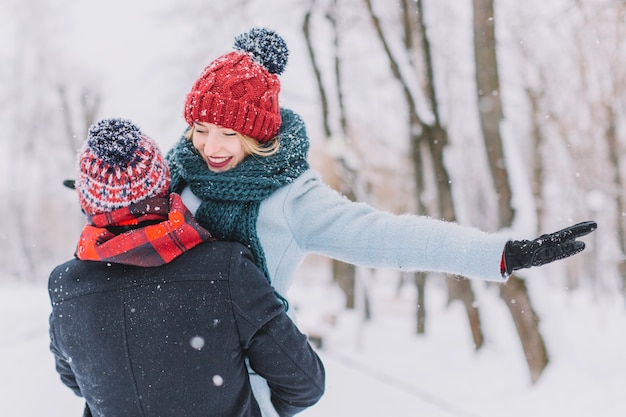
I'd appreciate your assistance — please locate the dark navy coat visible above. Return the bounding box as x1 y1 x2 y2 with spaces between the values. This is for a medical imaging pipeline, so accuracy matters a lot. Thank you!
49 241 324 417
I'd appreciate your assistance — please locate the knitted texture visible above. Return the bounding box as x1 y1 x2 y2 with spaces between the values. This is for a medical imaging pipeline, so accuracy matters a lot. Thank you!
75 194 213 267
77 118 170 215
184 28 289 142
167 108 309 282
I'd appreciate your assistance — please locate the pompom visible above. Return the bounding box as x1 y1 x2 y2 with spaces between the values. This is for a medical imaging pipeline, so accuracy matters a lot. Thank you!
87 118 143 165
233 27 289 75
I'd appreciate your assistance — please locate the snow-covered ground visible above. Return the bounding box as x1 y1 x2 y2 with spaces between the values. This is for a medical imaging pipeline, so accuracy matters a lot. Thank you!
2 257 625 416
0 255 626 417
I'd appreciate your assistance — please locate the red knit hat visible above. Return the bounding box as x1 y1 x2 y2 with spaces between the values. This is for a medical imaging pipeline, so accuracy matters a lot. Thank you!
76 118 171 215
184 28 289 143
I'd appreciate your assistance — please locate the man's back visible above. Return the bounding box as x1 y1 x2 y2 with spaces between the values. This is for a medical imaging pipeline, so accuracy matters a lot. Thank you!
49 241 324 417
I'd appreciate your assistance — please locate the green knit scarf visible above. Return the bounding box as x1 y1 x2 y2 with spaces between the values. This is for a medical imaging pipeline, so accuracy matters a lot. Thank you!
166 108 310 287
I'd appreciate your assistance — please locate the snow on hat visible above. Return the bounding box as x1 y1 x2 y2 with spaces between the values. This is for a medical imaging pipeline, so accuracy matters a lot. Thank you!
184 27 289 143
76 118 170 215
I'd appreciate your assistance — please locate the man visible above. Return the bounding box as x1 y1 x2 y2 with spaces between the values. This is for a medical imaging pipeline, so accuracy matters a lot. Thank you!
49 118 324 417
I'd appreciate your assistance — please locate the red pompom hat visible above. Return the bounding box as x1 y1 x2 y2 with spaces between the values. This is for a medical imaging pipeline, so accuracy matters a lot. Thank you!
184 28 289 143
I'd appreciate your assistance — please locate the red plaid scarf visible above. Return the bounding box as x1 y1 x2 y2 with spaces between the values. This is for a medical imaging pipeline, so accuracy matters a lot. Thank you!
76 193 214 267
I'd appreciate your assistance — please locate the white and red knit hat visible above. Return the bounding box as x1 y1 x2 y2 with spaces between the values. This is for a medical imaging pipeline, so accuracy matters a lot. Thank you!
184 28 289 143
76 118 170 215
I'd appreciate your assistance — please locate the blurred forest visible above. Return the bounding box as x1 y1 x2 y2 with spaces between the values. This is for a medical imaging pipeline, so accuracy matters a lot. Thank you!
1 0 624 382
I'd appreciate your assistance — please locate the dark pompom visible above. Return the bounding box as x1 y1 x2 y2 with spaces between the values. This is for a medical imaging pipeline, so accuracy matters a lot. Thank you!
233 27 289 75
87 118 143 165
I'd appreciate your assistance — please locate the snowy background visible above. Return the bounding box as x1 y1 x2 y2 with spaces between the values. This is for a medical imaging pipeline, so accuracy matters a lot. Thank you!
1 0 625 415
3 260 626 416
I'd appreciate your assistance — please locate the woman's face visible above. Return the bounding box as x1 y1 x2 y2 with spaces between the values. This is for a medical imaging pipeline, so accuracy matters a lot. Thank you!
191 122 247 172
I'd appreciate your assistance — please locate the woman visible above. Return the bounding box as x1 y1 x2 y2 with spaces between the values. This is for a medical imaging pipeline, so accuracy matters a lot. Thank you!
166 27 594 416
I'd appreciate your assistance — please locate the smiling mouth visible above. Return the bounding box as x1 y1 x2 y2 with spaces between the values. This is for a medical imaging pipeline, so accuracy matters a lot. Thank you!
207 156 233 169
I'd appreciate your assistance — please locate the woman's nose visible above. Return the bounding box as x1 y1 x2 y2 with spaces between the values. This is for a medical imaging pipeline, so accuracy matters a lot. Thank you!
202 132 219 154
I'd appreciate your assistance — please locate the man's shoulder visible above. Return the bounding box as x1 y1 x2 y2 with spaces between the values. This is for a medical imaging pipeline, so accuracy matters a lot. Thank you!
48 241 256 303
163 240 259 282
180 240 253 266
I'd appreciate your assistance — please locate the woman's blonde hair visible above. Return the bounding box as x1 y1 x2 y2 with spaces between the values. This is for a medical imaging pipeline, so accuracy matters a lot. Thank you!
185 125 280 157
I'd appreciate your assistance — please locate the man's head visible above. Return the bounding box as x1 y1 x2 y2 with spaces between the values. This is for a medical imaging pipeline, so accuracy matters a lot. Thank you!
76 118 170 215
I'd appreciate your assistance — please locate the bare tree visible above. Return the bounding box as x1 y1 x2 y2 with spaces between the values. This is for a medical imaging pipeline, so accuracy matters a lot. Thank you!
363 0 485 347
303 0 367 314
0 0 105 283
575 2 626 300
473 0 549 382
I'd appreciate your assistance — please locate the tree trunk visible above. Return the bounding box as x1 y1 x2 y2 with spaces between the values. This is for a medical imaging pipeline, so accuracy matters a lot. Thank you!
499 276 549 383
473 0 548 382
399 0 430 334
303 0 360 310
604 106 626 299
525 87 546 229
303 5 331 138
414 272 426 334
333 259 356 309
414 0 484 348
472 0 514 227
366 0 484 346
422 123 484 349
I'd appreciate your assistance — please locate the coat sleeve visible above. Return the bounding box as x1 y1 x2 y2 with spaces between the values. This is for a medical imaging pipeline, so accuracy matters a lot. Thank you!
49 318 83 397
228 246 325 416
281 169 510 282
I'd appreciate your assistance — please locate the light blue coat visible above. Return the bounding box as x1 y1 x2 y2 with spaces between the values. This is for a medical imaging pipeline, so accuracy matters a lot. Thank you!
182 167 508 295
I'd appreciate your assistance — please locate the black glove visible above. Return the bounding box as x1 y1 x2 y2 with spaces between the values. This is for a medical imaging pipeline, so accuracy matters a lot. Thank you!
501 221 597 278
